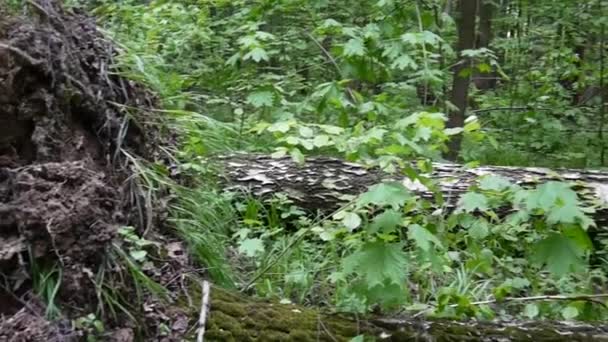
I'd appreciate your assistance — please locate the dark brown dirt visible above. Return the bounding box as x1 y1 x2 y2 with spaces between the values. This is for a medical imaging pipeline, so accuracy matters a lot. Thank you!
0 1 175 340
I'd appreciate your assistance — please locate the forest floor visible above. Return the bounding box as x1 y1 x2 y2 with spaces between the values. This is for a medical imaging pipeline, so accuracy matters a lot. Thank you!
1 2 608 342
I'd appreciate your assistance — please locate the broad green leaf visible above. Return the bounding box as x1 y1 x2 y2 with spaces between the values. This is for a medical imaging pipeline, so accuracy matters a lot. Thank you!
532 233 587 276
414 126 432 141
247 91 275 108
343 38 366 57
369 209 402 234
319 125 345 135
468 219 489 240
343 212 362 231
357 182 412 209
457 192 489 213
526 182 577 211
401 32 420 45
313 135 332 147
524 303 539 319
238 35 258 48
408 224 442 251
342 242 407 288
238 238 264 257
561 306 579 320
526 182 589 226
420 30 442 45
243 47 269 62
391 55 417 70
271 147 288 158
299 126 314 138
267 121 291 133
130 250 147 261
479 175 512 192
290 147 305 164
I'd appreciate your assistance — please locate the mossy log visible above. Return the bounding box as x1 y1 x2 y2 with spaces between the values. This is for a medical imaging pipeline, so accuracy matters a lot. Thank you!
205 286 608 341
218 154 608 225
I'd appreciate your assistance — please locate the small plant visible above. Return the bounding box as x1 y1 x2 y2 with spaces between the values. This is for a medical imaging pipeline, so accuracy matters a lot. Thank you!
118 226 154 263
29 250 62 319
74 313 105 342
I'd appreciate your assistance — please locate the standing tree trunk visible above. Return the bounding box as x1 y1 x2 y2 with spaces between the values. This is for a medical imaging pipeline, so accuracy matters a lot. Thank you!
446 0 478 160
474 0 496 90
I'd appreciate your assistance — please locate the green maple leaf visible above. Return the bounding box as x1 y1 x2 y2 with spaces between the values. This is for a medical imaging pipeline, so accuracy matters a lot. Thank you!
342 242 407 288
400 32 420 45
391 54 417 70
420 30 442 45
532 233 587 276
526 182 590 226
457 192 489 213
243 47 269 62
357 182 412 209
247 91 274 108
343 38 366 57
408 224 442 251
238 238 265 257
368 209 403 234
526 182 571 210
479 175 512 192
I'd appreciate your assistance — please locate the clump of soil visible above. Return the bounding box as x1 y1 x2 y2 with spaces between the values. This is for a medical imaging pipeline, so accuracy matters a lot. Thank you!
0 1 174 340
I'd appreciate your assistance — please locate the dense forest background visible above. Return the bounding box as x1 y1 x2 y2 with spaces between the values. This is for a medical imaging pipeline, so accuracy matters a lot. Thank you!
1 0 608 340
87 0 608 168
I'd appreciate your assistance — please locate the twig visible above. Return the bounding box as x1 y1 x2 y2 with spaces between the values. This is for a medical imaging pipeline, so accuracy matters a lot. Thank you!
25 0 50 18
469 294 608 308
317 314 338 342
0 274 43 319
196 280 211 342
413 293 608 318
305 32 357 102
470 106 552 115
45 218 65 267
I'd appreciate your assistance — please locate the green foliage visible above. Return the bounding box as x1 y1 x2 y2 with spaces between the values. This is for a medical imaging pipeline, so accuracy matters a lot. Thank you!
90 0 608 326
29 253 62 319
74 314 105 342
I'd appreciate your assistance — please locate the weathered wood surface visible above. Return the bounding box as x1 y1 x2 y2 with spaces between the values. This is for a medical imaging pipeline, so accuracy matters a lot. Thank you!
218 154 608 224
206 286 608 341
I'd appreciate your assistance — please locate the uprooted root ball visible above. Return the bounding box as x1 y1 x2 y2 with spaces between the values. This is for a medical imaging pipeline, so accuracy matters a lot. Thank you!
0 1 170 340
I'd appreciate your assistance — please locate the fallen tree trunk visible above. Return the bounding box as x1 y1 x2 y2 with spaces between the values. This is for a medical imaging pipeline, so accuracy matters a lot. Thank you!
205 286 608 341
219 154 608 225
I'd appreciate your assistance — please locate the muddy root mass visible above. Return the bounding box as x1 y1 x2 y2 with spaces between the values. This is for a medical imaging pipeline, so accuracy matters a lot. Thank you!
0 1 160 340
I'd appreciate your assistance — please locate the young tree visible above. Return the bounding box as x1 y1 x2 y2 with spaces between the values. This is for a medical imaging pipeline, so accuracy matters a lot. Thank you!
474 0 496 90
447 0 478 160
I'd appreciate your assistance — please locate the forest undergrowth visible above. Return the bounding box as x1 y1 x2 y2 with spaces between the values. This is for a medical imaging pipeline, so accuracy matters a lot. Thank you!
2 0 608 340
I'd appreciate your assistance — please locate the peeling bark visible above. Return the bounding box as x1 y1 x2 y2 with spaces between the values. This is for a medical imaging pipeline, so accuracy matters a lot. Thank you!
218 154 608 225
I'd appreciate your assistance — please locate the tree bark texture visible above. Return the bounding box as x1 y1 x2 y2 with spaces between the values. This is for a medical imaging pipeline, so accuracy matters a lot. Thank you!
205 286 608 341
473 0 497 90
447 0 478 160
218 154 608 226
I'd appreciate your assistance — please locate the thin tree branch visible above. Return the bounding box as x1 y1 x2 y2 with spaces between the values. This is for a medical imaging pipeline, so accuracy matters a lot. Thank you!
196 280 211 342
